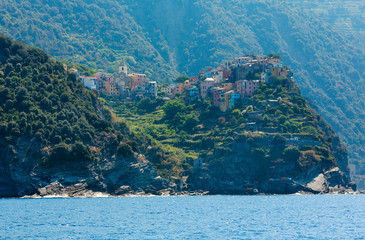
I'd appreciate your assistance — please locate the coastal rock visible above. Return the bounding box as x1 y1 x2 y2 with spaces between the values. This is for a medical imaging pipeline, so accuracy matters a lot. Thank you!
306 167 356 194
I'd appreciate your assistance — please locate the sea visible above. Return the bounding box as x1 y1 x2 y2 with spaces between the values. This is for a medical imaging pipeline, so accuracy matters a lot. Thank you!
0 195 364 239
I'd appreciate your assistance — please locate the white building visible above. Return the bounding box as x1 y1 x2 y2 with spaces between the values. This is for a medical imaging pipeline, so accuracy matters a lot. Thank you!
81 76 97 90
160 85 172 96
213 71 223 83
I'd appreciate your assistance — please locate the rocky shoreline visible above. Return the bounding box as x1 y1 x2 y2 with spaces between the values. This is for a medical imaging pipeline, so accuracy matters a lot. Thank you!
15 169 359 199
21 190 361 199
1 155 358 198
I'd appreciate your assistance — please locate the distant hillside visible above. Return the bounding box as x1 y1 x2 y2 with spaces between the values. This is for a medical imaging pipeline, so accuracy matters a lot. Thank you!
0 0 364 167
290 0 365 49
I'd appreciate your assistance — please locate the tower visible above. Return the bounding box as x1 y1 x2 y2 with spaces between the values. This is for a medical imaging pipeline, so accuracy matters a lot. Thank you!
119 60 128 75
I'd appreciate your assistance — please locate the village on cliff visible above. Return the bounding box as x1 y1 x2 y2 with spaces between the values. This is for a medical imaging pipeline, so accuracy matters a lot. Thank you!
70 54 293 112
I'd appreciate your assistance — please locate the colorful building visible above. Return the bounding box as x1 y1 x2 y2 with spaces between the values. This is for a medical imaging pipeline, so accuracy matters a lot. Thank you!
81 76 97 90
102 81 119 96
236 80 262 98
230 91 240 108
271 67 289 78
213 87 226 107
128 73 147 91
221 82 233 91
145 81 158 99
200 78 215 98
219 90 234 112
160 85 172 97
185 86 200 104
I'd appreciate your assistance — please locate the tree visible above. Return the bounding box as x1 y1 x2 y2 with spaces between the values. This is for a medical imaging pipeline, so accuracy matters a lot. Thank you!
49 143 70 164
70 142 93 162
0 88 9 104
60 93 69 103
117 143 134 157
267 53 281 59
40 97 52 111
162 100 187 120
16 87 28 102
183 114 199 132
175 75 189 83
283 146 301 162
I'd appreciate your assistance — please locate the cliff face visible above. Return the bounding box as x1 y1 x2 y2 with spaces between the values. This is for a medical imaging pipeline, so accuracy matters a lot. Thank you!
0 135 177 198
188 137 355 195
185 89 356 194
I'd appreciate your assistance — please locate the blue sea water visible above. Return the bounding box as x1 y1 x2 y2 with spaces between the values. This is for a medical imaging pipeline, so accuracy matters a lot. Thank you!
0 195 364 239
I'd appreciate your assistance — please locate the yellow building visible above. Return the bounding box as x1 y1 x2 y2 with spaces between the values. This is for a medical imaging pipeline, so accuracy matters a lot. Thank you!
219 90 234 112
271 67 288 78
221 82 233 91
184 79 191 89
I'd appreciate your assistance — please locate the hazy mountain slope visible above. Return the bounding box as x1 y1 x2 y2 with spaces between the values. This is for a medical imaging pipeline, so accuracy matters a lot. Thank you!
0 0 364 165
0 0 179 80
290 0 365 50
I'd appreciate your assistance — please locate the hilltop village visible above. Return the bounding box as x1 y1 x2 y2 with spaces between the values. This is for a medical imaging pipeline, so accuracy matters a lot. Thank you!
74 54 293 112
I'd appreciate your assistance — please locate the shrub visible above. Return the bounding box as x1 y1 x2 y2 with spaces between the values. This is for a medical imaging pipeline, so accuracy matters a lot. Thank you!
298 150 321 168
49 143 70 164
272 134 286 147
162 99 187 120
283 146 301 162
116 143 134 157
70 142 93 162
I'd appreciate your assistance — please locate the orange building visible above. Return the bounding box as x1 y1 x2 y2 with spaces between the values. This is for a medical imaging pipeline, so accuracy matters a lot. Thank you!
271 67 289 78
102 81 119 96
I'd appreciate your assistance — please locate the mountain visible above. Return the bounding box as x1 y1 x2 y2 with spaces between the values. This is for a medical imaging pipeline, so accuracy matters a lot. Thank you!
0 34 357 196
0 0 363 171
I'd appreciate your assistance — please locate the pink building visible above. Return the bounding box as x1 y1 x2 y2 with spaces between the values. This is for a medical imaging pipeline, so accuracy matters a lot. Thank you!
200 78 215 98
236 80 262 98
213 87 226 106
128 73 147 91
268 57 280 64
223 70 231 79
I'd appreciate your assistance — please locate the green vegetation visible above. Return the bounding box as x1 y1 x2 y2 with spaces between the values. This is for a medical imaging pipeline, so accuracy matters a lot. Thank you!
106 75 347 180
0 33 151 170
0 0 363 167
0 32 351 188
175 75 190 83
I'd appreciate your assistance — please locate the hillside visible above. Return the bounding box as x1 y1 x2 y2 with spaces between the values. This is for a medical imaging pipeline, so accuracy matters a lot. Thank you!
0 35 357 196
105 58 356 194
0 34 178 197
0 0 363 169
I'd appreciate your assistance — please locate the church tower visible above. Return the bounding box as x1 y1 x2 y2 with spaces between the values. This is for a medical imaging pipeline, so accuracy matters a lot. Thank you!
119 60 128 75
